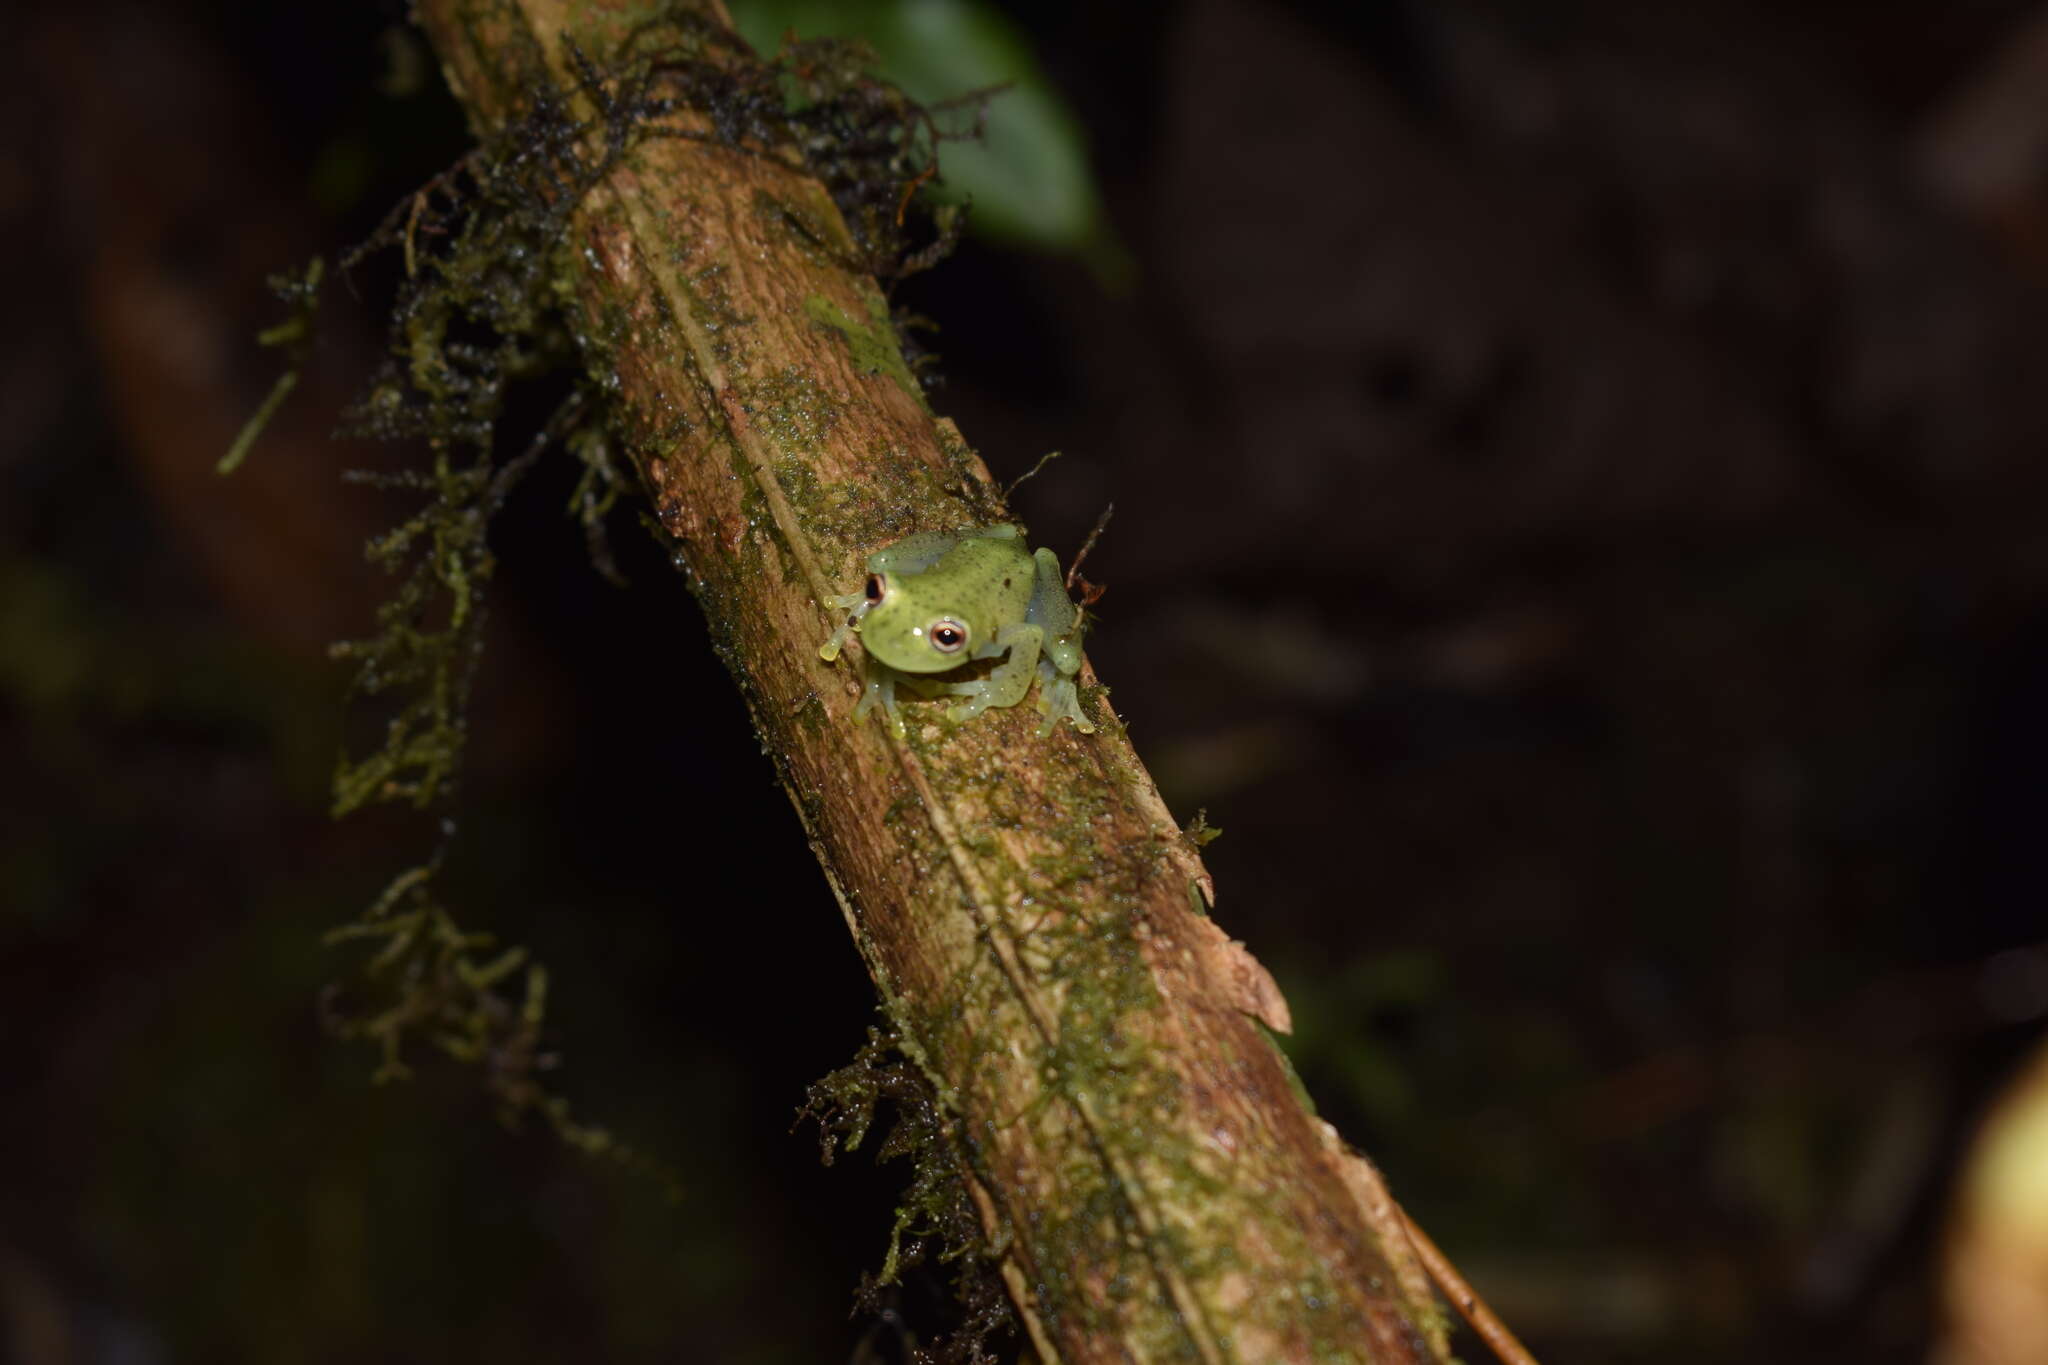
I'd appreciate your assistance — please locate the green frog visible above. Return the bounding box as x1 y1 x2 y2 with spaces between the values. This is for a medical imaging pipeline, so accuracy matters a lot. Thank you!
819 524 1096 738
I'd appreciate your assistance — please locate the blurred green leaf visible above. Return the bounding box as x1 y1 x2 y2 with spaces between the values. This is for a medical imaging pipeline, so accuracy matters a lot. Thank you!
1278 950 1448 1127
731 0 1118 265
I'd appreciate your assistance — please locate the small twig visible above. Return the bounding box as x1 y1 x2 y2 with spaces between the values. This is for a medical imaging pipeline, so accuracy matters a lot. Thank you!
1066 501 1114 594
404 189 427 279
341 152 477 280
894 161 937 227
1397 1204 1541 1365
219 257 325 474
218 370 299 475
926 81 1014 120
489 387 588 508
1004 448 1061 498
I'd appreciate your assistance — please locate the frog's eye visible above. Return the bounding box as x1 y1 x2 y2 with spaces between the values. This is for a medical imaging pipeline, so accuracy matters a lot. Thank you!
928 619 968 653
864 573 885 604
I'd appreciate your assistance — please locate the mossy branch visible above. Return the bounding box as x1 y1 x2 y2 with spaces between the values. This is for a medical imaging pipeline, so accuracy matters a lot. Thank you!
407 1 1455 1359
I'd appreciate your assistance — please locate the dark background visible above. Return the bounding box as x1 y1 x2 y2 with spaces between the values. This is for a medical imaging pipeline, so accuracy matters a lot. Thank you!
5 0 2048 1360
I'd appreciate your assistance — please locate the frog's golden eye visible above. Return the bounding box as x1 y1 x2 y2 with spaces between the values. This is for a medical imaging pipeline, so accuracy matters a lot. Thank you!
864 573 885 603
929 619 968 653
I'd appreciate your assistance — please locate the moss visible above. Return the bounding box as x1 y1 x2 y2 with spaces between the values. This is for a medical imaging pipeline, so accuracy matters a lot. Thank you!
760 367 931 559
227 0 967 1185
1181 807 1223 852
564 420 629 585
885 737 1223 1349
855 707 1415 1354
756 366 847 453
319 853 681 1198
934 420 1006 524
804 289 928 410
800 1025 1020 1364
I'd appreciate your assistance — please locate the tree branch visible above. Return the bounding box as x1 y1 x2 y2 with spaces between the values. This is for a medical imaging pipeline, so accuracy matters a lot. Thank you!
410 1 1452 1358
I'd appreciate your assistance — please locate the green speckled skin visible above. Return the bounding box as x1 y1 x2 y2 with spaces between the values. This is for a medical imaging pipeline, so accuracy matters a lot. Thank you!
819 525 1095 737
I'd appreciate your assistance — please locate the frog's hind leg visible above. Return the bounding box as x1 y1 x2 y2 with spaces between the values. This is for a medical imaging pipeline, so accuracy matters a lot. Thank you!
1026 548 1084 659
866 531 961 576
945 623 1042 725
1022 547 1093 734
1033 658 1096 736
867 524 1022 577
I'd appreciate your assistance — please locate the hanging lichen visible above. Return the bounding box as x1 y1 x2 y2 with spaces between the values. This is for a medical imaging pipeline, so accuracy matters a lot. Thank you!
800 1024 1020 1363
226 0 999 1311
324 8 972 827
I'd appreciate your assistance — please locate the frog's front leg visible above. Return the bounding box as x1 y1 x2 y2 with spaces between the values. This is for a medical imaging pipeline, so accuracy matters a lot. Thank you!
849 661 897 731
817 590 871 662
851 660 949 737
945 622 1043 725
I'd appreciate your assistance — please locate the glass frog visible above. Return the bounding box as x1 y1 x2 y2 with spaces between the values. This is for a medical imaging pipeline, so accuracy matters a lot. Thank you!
818 524 1097 738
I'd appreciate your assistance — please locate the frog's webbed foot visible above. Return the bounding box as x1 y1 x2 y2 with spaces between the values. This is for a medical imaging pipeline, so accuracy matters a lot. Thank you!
1034 658 1097 736
942 675 991 726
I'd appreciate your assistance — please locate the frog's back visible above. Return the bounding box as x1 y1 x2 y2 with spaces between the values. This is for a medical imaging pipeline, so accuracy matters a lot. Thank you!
936 535 1035 634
